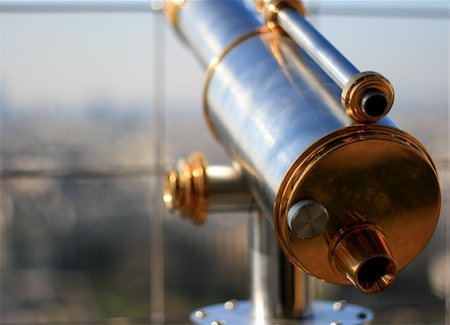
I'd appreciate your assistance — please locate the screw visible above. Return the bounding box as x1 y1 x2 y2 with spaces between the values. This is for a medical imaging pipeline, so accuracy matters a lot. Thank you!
330 322 342 325
211 321 225 325
224 300 237 310
287 199 329 239
194 310 207 318
333 300 348 311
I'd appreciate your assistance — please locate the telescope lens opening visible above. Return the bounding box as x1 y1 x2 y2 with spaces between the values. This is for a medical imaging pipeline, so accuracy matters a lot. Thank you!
360 89 388 118
357 256 396 293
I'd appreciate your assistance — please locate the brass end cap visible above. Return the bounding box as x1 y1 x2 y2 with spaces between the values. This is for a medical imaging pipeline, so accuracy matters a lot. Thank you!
163 152 208 225
328 217 397 294
274 125 441 292
257 0 306 30
341 71 394 123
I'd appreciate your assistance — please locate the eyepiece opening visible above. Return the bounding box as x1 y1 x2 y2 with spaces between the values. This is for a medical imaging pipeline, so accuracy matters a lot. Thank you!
356 255 397 293
360 89 388 118
328 221 398 294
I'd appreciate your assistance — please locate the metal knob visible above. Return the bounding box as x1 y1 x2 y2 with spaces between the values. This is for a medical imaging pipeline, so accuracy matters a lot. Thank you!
287 199 329 239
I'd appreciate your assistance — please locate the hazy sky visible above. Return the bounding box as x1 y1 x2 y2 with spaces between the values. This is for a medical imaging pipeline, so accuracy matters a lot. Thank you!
0 5 448 156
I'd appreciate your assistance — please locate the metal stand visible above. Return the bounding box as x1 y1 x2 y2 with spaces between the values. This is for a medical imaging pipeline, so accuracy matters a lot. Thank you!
190 211 374 325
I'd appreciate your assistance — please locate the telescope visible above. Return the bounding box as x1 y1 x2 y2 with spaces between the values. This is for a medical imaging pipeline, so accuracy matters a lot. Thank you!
162 0 441 324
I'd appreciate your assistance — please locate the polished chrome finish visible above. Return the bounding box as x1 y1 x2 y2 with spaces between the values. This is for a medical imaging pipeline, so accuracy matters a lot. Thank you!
277 6 358 89
166 0 261 67
166 0 440 295
250 211 313 320
190 300 373 325
276 7 394 122
163 153 252 224
207 164 252 213
287 199 329 239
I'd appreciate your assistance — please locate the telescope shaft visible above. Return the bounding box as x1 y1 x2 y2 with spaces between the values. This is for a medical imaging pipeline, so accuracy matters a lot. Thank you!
277 6 359 89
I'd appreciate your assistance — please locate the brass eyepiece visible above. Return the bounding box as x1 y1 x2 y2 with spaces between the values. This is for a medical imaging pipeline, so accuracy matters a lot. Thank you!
327 215 397 294
341 71 394 123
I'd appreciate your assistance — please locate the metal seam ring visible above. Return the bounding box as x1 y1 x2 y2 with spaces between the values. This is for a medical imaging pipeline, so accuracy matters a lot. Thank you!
202 27 270 141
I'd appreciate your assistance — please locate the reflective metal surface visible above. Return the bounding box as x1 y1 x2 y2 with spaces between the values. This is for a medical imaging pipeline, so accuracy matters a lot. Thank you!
164 153 252 223
287 199 329 240
276 7 394 122
167 0 261 67
165 0 441 294
277 6 358 89
250 211 313 321
274 125 440 286
325 212 397 294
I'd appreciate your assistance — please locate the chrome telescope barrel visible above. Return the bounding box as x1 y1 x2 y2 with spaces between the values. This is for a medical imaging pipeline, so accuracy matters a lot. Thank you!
163 0 441 294
242 0 395 123
165 0 261 67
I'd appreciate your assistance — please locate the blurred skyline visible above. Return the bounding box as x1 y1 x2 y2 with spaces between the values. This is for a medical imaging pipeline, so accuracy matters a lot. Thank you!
1 9 448 158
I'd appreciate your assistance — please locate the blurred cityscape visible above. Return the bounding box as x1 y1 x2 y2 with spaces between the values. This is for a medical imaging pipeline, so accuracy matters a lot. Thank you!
1 6 449 325
1 88 448 325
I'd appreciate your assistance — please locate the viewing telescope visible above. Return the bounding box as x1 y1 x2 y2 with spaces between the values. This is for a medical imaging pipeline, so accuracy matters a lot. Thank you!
162 0 441 323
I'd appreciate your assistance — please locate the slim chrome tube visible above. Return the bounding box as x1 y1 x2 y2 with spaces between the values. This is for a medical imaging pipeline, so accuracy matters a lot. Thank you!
274 5 394 122
207 165 252 213
277 6 358 89
250 211 312 321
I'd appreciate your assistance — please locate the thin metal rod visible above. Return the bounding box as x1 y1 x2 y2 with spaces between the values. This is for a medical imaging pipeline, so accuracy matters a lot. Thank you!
278 6 359 89
249 211 312 322
150 13 165 323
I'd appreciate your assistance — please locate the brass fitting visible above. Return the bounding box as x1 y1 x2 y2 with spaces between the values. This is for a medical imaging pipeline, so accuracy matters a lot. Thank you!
163 152 208 225
163 0 186 30
326 212 397 294
341 71 395 123
255 0 306 30
163 153 252 225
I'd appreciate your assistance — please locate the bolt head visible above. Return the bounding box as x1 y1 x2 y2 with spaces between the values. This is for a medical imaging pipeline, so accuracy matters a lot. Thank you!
224 300 237 310
287 199 329 239
333 300 348 311
194 310 207 318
